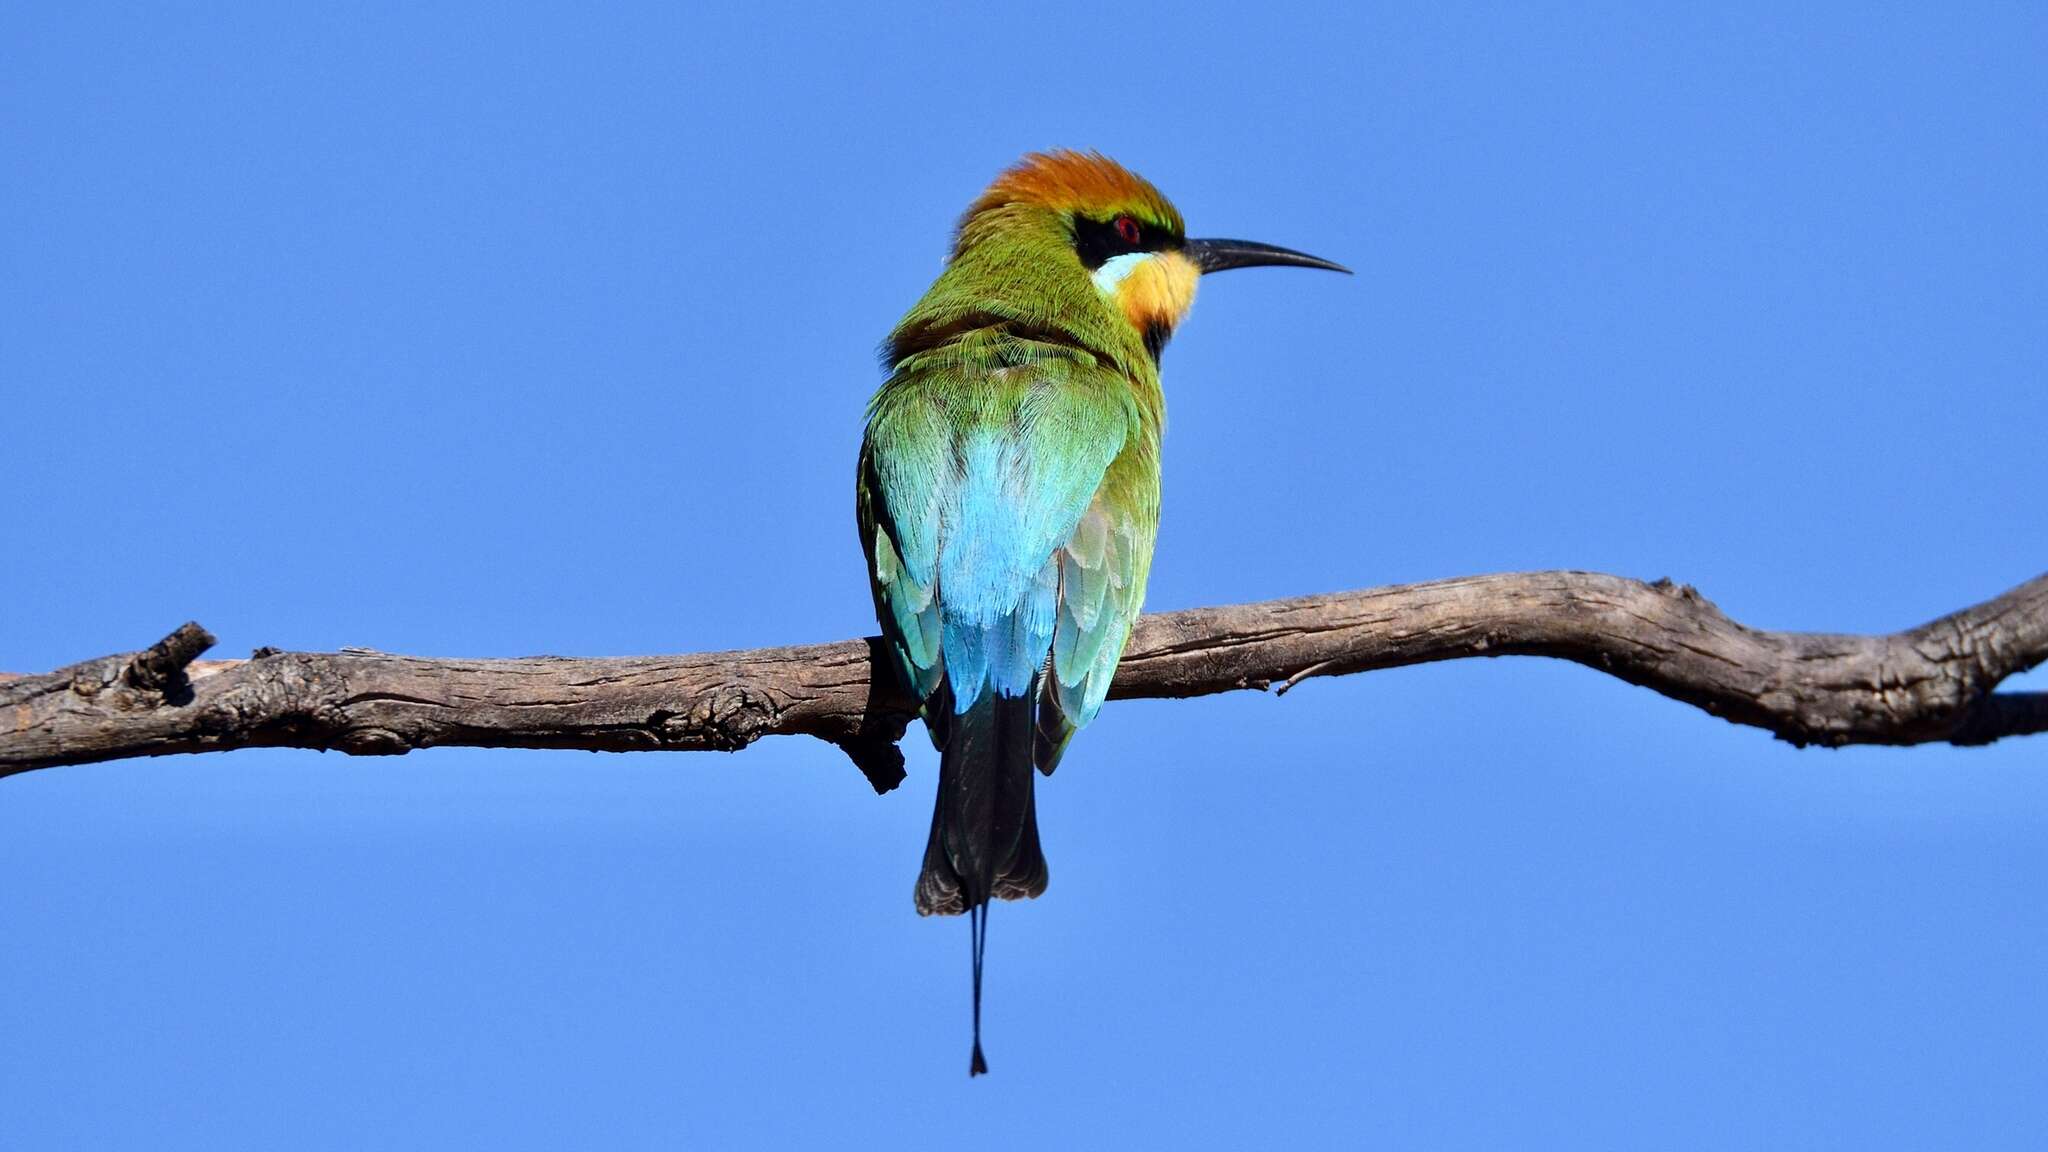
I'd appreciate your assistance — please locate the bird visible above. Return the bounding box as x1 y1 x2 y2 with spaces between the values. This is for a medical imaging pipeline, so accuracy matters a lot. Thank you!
856 150 1347 1074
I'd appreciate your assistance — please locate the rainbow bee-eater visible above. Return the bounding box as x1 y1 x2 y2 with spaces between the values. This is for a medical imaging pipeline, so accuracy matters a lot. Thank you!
857 150 1346 1074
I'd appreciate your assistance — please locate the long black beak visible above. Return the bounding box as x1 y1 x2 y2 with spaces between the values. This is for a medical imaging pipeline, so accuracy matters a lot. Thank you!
1184 237 1351 275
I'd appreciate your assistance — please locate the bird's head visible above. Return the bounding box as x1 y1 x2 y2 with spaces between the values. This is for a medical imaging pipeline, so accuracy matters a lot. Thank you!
888 150 1347 370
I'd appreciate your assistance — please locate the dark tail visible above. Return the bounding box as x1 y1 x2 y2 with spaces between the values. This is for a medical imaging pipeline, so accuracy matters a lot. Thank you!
914 690 1048 1076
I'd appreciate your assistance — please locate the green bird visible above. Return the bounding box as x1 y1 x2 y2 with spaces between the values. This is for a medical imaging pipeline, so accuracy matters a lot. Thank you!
856 150 1346 1074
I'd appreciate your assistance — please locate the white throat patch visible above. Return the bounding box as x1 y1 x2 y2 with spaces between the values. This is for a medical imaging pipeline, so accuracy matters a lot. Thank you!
1090 251 1153 297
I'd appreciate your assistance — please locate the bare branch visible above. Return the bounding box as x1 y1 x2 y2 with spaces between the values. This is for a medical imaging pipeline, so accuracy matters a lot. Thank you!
5 570 2043 792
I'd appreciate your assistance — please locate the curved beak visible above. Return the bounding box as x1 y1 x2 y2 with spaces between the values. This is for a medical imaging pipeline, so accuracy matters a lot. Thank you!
1184 237 1351 275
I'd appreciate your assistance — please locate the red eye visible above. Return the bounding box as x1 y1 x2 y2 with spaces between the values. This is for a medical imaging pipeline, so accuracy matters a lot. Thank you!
1114 215 1142 245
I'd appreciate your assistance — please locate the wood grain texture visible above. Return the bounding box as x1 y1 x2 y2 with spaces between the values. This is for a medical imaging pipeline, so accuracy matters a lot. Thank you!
5 570 2043 793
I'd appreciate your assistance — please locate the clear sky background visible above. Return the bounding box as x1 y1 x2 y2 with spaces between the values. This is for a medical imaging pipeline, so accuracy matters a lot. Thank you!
5 3 2046 1148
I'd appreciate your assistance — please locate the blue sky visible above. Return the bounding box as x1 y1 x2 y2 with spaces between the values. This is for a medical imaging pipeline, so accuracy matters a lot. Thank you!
4 2 2045 1147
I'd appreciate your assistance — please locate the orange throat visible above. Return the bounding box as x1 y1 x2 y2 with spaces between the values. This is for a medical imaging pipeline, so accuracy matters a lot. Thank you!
1109 251 1200 356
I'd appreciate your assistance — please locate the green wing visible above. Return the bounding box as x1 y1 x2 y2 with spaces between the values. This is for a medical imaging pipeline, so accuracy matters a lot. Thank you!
1035 457 1157 773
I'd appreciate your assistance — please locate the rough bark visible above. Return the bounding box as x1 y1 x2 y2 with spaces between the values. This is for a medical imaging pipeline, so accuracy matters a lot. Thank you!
4 570 2043 794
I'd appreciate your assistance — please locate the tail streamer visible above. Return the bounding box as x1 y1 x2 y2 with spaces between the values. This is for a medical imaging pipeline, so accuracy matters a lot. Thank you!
969 902 990 1076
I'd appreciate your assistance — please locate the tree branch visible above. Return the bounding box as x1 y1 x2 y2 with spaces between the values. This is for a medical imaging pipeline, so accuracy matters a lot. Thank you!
5 570 2043 792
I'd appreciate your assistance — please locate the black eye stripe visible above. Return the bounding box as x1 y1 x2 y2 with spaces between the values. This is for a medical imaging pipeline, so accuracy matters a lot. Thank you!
1072 214 1177 270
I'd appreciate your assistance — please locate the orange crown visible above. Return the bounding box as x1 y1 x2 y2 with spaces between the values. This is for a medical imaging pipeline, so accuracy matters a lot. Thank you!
956 150 1184 249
